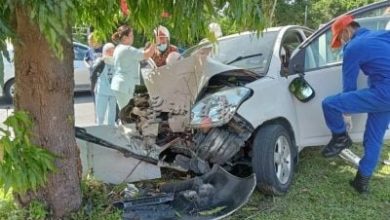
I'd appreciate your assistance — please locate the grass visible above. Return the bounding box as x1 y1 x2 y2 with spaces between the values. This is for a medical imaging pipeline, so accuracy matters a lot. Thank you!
1 143 390 219
230 142 390 220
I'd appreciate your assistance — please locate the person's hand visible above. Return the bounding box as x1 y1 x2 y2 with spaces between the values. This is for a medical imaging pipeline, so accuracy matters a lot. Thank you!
144 43 157 59
343 114 352 132
149 43 156 51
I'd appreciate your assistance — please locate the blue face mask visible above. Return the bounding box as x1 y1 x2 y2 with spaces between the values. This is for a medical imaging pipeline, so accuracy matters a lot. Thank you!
157 43 168 52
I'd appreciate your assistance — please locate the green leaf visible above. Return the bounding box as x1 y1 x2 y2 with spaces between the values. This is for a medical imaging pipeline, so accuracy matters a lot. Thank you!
0 111 57 194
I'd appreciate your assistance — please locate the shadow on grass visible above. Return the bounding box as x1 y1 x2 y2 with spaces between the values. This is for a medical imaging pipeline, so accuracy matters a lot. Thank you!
231 143 390 220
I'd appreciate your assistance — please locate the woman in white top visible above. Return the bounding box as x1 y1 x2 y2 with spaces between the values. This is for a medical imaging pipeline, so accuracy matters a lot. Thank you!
111 25 155 110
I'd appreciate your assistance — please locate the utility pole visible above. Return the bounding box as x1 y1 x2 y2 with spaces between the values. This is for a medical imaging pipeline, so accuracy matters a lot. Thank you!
304 0 308 26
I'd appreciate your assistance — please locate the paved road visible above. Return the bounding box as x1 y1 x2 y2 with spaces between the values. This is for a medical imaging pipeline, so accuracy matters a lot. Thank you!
0 92 96 127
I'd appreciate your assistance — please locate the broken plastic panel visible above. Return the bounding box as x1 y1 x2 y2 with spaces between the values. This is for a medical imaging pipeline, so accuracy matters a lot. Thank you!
117 165 256 220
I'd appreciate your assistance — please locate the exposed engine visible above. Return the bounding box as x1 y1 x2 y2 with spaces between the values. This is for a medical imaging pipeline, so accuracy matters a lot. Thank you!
119 69 256 174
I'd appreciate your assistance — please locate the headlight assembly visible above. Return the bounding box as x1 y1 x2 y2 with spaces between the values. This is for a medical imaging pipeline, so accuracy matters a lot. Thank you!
190 87 252 128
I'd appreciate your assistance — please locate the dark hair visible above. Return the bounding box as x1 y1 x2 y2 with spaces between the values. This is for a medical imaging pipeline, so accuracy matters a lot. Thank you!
350 21 360 29
112 25 132 43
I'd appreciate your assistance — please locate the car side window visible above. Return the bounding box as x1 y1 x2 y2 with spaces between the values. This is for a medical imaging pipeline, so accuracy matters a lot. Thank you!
304 5 390 72
281 30 304 71
304 30 341 71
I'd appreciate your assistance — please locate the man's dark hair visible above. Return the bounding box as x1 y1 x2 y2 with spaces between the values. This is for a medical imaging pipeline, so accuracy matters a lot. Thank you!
350 21 361 29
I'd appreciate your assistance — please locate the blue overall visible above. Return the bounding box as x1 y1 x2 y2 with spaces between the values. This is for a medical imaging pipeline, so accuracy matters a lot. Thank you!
322 28 390 177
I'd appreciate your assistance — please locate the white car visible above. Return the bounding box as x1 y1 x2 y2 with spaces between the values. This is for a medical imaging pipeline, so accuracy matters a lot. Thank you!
76 1 390 195
1 42 91 99
140 1 390 195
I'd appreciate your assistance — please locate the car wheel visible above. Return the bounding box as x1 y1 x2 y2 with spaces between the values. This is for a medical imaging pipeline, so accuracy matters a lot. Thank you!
4 79 15 100
252 124 296 195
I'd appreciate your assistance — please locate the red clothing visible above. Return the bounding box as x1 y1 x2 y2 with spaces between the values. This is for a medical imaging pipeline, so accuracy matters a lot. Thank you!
151 45 178 67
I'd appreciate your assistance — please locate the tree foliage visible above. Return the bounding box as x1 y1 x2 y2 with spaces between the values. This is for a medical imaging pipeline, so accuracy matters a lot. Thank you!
1 0 274 58
0 0 275 217
0 111 56 194
274 0 379 29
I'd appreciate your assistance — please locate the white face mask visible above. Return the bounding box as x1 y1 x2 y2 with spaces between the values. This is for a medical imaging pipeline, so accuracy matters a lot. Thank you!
157 43 168 52
103 56 114 65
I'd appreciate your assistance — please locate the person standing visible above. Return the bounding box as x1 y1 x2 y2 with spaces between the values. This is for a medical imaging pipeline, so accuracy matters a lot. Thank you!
93 43 117 125
321 15 390 194
84 33 103 93
151 25 178 67
111 25 155 110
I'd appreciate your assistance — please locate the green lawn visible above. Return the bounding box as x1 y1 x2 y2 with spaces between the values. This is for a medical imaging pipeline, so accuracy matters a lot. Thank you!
1 143 390 220
231 143 390 220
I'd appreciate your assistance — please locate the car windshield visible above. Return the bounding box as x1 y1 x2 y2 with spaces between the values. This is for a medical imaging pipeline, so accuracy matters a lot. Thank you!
182 31 279 74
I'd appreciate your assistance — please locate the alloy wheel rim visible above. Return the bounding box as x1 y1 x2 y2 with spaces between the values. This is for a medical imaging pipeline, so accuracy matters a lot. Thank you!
274 135 291 184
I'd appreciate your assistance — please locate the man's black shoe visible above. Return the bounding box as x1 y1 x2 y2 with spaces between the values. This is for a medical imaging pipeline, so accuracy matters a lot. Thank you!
349 171 370 194
322 132 352 158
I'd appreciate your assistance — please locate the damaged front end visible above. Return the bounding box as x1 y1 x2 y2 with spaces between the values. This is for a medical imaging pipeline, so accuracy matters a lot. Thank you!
117 48 258 175
158 98 254 173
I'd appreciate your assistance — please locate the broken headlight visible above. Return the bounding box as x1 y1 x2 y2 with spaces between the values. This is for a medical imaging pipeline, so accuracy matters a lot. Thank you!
190 87 252 128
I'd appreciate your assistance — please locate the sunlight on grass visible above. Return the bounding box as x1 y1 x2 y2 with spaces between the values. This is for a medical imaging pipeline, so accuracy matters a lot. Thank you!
0 188 13 204
231 142 390 220
0 188 24 220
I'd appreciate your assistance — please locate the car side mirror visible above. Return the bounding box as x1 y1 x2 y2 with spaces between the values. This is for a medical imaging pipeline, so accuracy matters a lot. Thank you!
289 76 315 103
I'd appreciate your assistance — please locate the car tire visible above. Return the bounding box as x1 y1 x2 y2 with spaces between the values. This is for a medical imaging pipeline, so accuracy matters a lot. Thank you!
4 78 15 100
252 124 297 195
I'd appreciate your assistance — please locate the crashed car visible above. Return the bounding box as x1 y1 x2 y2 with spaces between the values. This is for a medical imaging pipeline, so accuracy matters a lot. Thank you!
116 24 314 196
77 1 390 197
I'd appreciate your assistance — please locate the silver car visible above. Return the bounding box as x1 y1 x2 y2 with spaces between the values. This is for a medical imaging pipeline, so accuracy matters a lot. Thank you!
1 42 91 99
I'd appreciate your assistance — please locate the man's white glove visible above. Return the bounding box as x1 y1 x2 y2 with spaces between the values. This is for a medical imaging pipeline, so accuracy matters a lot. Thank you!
343 114 352 132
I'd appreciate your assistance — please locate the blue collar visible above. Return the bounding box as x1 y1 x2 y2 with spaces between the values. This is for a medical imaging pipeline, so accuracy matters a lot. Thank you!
351 27 369 39
342 28 368 50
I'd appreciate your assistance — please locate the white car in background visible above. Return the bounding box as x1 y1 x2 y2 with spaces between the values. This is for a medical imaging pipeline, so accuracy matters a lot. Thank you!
1 42 91 100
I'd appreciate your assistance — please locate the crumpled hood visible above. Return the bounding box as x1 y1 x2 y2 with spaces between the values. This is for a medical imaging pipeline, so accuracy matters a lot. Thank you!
142 48 238 113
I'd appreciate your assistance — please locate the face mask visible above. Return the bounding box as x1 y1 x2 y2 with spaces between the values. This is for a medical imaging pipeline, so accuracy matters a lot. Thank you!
157 43 168 52
103 56 114 65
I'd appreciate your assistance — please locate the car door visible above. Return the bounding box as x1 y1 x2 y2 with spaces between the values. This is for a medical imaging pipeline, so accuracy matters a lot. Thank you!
287 2 390 147
73 43 90 91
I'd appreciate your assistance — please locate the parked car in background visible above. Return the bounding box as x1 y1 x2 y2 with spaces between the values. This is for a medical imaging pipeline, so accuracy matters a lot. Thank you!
1 42 90 100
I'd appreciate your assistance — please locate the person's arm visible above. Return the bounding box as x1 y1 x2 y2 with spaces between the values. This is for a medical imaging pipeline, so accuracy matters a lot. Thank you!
143 43 156 60
342 44 366 93
84 49 93 69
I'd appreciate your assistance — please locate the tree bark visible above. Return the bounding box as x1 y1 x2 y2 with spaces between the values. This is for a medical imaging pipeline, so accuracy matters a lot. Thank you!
12 5 82 218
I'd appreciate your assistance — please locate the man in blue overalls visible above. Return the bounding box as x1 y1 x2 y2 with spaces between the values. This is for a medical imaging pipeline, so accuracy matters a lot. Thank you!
322 14 390 194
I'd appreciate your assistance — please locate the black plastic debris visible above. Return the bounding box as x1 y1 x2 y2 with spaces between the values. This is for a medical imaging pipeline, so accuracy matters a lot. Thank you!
115 165 256 220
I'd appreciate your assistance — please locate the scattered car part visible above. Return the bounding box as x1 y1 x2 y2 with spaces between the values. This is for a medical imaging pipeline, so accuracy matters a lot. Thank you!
339 148 390 167
339 148 361 168
115 165 256 220
75 127 158 163
75 125 161 184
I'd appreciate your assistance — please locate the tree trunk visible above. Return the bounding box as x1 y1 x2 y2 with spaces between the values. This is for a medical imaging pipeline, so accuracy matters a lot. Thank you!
12 5 82 218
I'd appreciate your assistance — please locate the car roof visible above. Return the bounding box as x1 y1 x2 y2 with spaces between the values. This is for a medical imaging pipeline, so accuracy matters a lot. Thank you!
207 25 310 42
